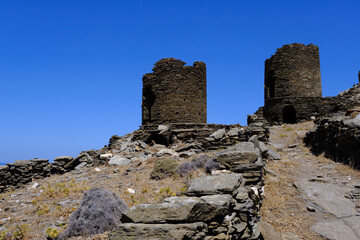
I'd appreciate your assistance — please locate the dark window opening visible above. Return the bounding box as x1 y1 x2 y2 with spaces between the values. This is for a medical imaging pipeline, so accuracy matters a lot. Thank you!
282 105 297 123
265 69 276 99
143 85 156 123
176 112 179 114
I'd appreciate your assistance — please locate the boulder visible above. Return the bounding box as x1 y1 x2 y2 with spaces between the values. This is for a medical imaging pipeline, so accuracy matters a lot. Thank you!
214 149 258 167
186 173 243 196
210 129 226 140
259 221 281 240
109 156 131 166
108 222 207 240
311 220 358 240
227 128 240 137
267 149 280 161
123 195 233 223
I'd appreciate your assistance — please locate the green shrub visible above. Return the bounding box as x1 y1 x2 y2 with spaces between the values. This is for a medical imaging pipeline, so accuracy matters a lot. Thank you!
150 158 179 180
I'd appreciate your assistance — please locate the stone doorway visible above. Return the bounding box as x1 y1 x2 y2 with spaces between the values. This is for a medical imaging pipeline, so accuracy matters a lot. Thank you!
283 105 296 123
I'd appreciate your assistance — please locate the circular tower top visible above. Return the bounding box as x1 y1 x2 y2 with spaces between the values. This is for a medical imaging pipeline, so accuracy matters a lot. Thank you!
264 43 322 101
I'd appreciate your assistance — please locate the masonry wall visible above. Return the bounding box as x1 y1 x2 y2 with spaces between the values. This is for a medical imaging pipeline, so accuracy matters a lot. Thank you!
142 58 207 125
264 43 322 101
304 116 360 169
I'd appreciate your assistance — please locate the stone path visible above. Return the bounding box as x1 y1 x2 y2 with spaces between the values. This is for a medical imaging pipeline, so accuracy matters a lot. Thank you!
263 122 360 240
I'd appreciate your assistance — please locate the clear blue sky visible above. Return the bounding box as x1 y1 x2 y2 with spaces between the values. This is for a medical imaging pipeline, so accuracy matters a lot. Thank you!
1 1 359 164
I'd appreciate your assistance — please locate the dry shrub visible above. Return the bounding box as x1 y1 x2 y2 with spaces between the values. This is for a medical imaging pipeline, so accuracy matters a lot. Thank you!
150 158 178 180
57 187 127 240
176 154 209 177
204 158 222 174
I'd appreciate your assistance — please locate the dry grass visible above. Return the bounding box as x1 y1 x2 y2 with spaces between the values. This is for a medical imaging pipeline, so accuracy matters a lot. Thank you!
0 156 206 239
262 161 324 240
262 121 327 240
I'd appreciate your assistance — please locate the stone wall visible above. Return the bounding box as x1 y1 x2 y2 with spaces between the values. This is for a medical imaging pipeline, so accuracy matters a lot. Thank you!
0 159 50 193
0 154 99 193
142 58 207 125
304 116 360 169
109 141 266 240
133 122 269 148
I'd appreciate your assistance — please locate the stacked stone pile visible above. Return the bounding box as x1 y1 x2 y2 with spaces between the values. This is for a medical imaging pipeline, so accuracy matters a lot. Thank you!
304 116 360 169
0 159 50 192
132 122 269 149
109 173 263 240
212 142 264 185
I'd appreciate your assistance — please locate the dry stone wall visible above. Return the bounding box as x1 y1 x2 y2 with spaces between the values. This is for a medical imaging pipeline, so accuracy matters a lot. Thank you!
109 141 266 240
133 122 269 148
142 58 207 125
304 116 360 169
0 159 50 193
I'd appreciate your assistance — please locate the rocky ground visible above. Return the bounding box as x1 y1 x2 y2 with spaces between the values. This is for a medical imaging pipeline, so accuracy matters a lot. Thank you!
0 142 224 239
261 122 360 240
0 121 359 240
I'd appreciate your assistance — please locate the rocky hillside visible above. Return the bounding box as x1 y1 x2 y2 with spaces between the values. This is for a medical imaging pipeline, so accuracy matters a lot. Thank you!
0 121 359 240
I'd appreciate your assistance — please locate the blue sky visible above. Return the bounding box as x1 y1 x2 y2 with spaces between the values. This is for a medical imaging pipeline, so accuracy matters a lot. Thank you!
0 0 359 164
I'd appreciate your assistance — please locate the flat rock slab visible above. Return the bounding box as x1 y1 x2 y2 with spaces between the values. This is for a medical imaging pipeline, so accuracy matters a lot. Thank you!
123 195 233 223
214 150 258 166
108 222 207 240
210 128 226 140
311 220 358 240
109 156 131 166
259 221 281 240
294 181 358 218
186 173 243 196
343 216 360 238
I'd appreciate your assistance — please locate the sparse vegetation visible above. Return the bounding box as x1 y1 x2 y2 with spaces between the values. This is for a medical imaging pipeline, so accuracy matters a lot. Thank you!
12 224 30 240
45 227 59 240
57 187 128 240
150 158 179 180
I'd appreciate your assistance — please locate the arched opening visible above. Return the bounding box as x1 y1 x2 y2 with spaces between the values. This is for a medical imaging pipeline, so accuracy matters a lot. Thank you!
282 105 296 123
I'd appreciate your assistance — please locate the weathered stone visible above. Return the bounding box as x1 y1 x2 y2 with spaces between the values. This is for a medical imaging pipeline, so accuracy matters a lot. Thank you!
267 149 280 160
343 118 360 128
228 128 239 137
186 174 243 196
259 221 281 240
109 222 207 240
210 129 226 140
229 142 255 152
235 187 249 202
230 162 263 173
75 162 87 170
200 194 235 209
281 232 301 240
109 156 131 166
53 156 73 162
294 181 358 218
311 220 358 240
214 150 258 167
123 196 231 223
343 216 360 238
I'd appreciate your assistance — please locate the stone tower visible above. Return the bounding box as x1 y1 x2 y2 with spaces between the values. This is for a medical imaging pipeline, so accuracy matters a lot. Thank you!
141 58 207 125
263 43 322 123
